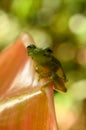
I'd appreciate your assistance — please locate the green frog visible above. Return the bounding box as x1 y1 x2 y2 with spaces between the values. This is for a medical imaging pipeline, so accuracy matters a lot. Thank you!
27 44 67 92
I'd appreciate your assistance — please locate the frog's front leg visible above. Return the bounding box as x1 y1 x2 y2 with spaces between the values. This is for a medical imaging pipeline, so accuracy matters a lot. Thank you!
35 65 41 74
35 65 51 80
35 65 45 81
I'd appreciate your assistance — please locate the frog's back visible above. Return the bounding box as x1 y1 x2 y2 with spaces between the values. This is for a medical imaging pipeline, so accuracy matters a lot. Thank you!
42 54 67 81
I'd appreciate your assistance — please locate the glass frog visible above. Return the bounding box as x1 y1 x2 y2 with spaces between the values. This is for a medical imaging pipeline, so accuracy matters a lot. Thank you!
27 44 67 92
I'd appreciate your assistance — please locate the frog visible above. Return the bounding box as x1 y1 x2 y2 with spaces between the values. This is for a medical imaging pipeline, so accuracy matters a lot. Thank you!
27 44 67 92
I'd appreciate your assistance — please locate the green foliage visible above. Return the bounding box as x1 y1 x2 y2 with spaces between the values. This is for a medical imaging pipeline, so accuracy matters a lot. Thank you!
11 0 42 21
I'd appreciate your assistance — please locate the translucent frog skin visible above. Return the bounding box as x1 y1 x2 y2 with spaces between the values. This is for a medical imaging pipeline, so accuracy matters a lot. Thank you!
27 44 67 92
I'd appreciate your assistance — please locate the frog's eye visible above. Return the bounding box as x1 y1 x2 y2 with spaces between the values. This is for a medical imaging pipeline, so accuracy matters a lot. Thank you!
44 48 53 53
27 44 36 50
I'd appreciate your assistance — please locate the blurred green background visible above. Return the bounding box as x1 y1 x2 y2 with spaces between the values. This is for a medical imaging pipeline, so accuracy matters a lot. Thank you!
0 0 86 129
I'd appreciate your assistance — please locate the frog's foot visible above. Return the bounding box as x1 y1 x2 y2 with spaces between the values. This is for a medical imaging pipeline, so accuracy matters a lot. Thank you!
41 81 53 91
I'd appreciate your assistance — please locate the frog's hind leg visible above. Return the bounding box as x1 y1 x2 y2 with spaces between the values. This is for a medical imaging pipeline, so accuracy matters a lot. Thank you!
56 67 67 82
54 77 67 92
50 73 67 92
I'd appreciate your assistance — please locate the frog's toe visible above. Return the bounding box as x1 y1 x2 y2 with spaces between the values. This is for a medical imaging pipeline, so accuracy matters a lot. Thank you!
54 85 67 93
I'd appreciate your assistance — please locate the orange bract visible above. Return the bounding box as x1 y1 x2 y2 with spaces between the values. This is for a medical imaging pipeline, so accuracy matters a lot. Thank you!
0 34 58 130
